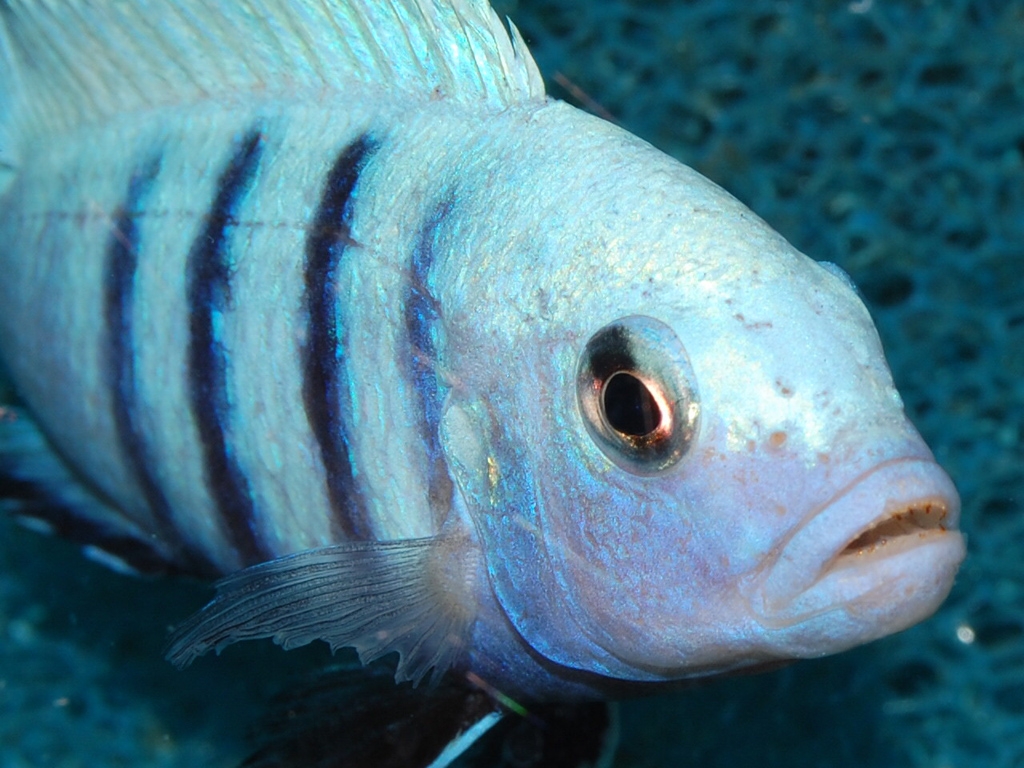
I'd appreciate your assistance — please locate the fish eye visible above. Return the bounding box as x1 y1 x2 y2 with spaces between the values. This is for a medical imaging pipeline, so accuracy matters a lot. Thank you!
576 316 700 475
603 371 662 437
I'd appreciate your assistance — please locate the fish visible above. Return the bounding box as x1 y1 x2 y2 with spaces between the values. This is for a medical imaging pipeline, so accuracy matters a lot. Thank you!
0 0 965 764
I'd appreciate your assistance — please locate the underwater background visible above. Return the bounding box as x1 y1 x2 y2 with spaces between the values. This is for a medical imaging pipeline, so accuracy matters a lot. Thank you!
1 0 1021 765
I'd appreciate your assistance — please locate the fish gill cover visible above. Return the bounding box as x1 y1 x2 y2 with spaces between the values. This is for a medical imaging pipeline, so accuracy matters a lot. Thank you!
0 0 1020 766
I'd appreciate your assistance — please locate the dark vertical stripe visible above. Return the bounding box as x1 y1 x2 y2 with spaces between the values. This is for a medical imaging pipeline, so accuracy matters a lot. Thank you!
404 198 455 521
186 128 270 567
302 133 378 540
103 155 217 576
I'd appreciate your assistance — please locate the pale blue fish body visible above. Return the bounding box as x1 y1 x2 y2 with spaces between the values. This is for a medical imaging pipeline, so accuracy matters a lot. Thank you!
0 0 964 704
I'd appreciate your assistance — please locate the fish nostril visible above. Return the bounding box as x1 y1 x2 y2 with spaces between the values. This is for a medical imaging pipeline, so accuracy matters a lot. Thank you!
839 501 949 559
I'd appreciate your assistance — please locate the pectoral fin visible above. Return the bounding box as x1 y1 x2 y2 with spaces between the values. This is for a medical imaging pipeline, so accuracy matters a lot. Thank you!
166 535 477 686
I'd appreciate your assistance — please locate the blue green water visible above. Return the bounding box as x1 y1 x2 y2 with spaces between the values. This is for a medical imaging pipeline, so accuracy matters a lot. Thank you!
2 1 1021 765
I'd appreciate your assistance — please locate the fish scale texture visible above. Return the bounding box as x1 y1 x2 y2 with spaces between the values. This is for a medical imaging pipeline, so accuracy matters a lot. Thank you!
1 0 1021 765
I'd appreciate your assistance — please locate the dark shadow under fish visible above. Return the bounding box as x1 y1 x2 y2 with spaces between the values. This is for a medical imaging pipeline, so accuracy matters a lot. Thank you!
241 660 617 768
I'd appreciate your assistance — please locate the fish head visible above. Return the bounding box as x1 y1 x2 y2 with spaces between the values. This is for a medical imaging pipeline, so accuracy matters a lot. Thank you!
440 114 964 686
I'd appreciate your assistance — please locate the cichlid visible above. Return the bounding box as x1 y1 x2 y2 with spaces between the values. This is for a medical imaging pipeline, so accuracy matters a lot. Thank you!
0 0 964 763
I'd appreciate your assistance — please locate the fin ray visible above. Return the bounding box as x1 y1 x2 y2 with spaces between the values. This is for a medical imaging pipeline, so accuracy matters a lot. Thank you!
0 0 546 140
166 535 477 685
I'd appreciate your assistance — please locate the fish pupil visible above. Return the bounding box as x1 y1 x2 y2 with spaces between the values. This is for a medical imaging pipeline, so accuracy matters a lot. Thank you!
603 372 661 437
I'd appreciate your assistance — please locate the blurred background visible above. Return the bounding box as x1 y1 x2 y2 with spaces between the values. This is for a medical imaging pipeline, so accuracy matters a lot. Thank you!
2 1 1021 765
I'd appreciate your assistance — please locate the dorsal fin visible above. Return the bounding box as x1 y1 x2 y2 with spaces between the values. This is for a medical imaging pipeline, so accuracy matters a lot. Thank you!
0 0 545 140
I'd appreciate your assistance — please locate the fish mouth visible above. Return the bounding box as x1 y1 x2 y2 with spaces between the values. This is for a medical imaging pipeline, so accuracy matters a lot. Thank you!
754 458 964 627
831 495 949 569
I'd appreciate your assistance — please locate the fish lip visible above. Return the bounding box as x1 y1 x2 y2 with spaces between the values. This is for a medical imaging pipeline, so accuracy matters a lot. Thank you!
753 457 962 618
